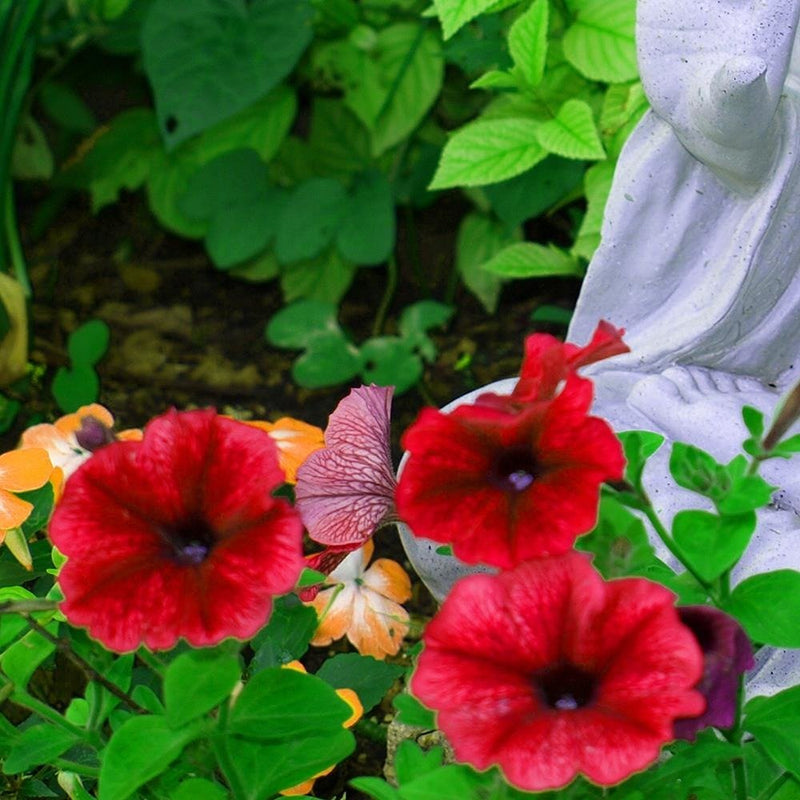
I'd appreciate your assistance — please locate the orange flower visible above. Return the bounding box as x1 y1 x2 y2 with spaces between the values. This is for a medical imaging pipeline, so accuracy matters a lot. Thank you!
20 404 141 489
247 417 324 483
308 540 411 660
279 661 363 796
0 447 53 530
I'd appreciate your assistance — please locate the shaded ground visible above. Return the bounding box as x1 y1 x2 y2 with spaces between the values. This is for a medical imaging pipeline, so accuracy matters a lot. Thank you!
12 185 580 796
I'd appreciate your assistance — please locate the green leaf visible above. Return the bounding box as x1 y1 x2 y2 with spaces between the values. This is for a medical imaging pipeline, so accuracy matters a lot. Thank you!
142 0 313 147
52 365 100 413
337 171 395 265
0 587 35 649
280 248 357 305
454 213 513 314
265 300 341 349
218 729 353 800
392 692 435 728
742 405 765 439
725 570 800 647
394 741 444 786
359 337 423 394
563 0 637 83
669 443 728 499
18 482 54 537
746 686 800 779
316 653 404 713
672 510 755 582
530 304 573 326
206 196 282 269
67 319 110 366
368 25 444 156
170 778 229 800
3 725 80 775
226 666 352 740
349 776 401 800
292 333 362 389
398 300 455 361
395 764 480 799
164 650 240 729
250 594 318 671
481 242 583 278
536 99 605 160
618 430 665 491
432 0 498 39
573 159 615 260
62 108 161 213
309 98 371 178
12 116 54 181
1 622 57 690
431 118 547 189
39 82 97 135
508 0 548 87
484 156 586 228
276 178 347 264
98 715 205 800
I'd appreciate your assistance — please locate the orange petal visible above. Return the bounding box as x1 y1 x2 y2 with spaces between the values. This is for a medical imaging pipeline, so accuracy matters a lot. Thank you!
309 584 356 646
336 688 364 728
0 489 33 529
362 558 412 604
0 448 53 492
50 467 65 502
249 418 324 483
54 403 114 435
281 660 307 674
20 423 69 452
117 428 143 441
347 590 410 660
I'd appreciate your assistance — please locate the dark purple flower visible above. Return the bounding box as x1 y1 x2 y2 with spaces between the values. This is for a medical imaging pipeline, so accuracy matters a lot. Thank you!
674 606 754 740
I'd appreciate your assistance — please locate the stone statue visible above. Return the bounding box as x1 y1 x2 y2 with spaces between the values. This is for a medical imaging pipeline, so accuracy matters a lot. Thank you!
401 0 800 697
566 0 800 697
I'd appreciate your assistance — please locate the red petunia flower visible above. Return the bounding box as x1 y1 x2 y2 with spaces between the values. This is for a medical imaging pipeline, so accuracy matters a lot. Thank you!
512 320 628 403
395 373 624 569
411 553 705 791
49 409 305 652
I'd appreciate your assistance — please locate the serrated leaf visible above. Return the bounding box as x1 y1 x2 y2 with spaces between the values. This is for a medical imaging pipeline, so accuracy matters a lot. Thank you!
455 213 512 313
573 159 615 260
508 0 548 87
431 118 547 189
481 242 582 278
432 0 499 39
563 0 637 83
536 99 605 160
142 0 313 147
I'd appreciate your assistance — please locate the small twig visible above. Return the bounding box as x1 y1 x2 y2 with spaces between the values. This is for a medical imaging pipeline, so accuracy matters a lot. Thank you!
0 599 58 614
20 613 148 715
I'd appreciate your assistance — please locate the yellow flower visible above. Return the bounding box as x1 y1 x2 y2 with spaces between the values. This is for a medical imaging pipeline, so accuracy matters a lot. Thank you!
246 417 325 483
278 661 363 796
308 540 411 660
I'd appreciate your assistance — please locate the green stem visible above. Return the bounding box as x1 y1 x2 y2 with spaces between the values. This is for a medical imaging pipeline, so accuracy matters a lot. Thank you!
0 598 57 614
21 613 148 714
52 759 100 779
757 773 791 800
136 648 167 677
5 186 31 296
731 755 747 800
371 255 398 338
640 500 719 603
14 689 102 746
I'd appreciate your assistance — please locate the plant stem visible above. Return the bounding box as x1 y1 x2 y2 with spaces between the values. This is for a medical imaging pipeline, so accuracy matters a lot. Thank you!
639 499 719 603
15 689 101 746
20 613 148 714
757 773 791 800
52 759 100 779
372 255 398 338
5 186 31 296
0 598 58 614
136 648 168 677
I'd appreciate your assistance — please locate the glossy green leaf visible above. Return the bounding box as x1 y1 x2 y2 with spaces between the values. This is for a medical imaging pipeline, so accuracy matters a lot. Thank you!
98 715 205 800
392 692 435 728
317 653 404 713
746 686 800 779
563 0 637 83
142 0 313 147
618 430 665 491
1 622 58 690
164 651 240 729
536 99 605 160
170 778 229 800
250 595 318 671
481 242 583 278
508 0 548 87
337 171 395 265
431 118 547 189
672 510 755 582
725 570 800 647
18 482 54 537
276 178 347 264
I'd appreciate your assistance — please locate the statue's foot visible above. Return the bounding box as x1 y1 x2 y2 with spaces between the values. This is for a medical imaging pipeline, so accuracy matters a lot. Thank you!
628 365 777 461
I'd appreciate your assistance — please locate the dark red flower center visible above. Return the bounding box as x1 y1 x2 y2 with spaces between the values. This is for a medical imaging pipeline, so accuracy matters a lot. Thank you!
162 516 217 566
491 446 539 492
532 662 597 711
